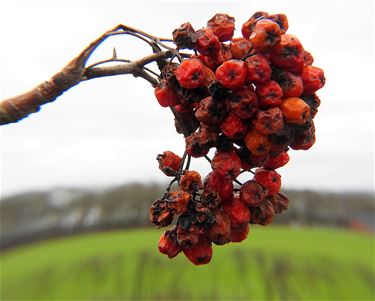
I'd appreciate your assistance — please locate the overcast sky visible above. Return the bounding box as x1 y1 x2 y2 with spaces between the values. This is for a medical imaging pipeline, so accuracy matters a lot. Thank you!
0 0 374 197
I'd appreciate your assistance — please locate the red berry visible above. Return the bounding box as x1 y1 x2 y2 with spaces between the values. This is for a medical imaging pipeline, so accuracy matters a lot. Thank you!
222 196 251 227
263 151 290 169
179 170 203 192
244 128 272 157
195 96 227 126
270 192 289 214
157 151 181 176
250 198 275 226
229 87 259 119
183 236 213 265
215 60 247 89
204 171 234 203
158 228 181 258
230 37 253 60
249 19 281 53
175 59 205 89
302 66 326 95
211 151 241 180
195 27 221 56
230 224 250 242
240 180 267 207
220 113 247 140
256 80 283 107
272 68 304 98
254 168 282 196
207 13 235 42
246 54 272 84
172 22 197 50
242 11 269 39
154 80 179 107
205 209 231 245
267 14 289 34
253 107 284 135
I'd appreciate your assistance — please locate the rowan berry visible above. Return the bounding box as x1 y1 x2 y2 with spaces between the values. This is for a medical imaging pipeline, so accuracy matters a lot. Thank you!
246 54 272 84
301 93 320 118
173 110 199 135
242 11 269 39
230 224 250 242
150 199 174 227
230 37 253 60
175 59 205 89
211 151 241 179
256 80 283 107
270 192 289 214
165 191 191 215
215 60 247 90
253 107 284 135
290 120 316 150
177 222 202 248
199 44 233 70
204 171 234 203
272 67 304 98
195 27 221 56
179 170 203 192
303 50 314 66
158 227 181 258
228 87 258 119
195 96 227 126
302 66 326 95
207 13 235 42
172 22 197 49
154 80 179 107
249 19 281 53
263 151 290 169
240 180 267 207
157 151 181 176
237 146 266 170
205 209 231 245
270 34 304 74
280 97 310 124
268 125 293 153
183 236 213 265
244 128 271 157
254 168 282 196
220 113 247 140
185 132 210 158
267 14 289 34
250 198 275 226
222 196 251 227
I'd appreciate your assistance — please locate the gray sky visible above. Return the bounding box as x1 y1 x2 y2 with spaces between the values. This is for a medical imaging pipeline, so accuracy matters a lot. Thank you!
0 0 374 197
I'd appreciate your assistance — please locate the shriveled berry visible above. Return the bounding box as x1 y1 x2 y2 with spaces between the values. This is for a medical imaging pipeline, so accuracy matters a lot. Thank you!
204 171 234 203
208 81 231 100
302 66 325 95
240 180 267 207
267 14 289 34
301 93 320 118
254 168 282 196
215 60 247 90
280 97 310 124
207 13 235 42
158 227 181 258
270 192 289 214
211 151 241 179
253 107 284 135
256 80 283 107
185 132 210 158
263 151 290 169
303 50 314 66
222 196 251 227
230 37 253 60
249 19 281 53
199 44 233 70
220 113 247 140
230 224 250 242
154 80 179 107
205 209 231 245
172 22 197 49
246 54 272 84
165 190 191 215
244 128 271 157
180 170 203 192
271 67 304 98
183 236 213 265
175 59 205 89
250 198 275 226
290 120 316 150
195 96 227 126
242 11 269 39
150 199 174 227
228 87 258 119
195 27 221 56
237 146 266 170
157 151 181 176
176 222 203 247
268 125 293 154
270 34 304 74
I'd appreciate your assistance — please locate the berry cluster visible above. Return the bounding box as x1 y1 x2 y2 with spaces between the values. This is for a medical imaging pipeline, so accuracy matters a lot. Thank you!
150 12 325 265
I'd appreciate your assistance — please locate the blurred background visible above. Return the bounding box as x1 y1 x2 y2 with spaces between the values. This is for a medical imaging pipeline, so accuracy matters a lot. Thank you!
0 0 374 300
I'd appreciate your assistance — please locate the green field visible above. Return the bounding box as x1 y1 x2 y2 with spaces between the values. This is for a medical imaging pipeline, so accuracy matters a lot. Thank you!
1 226 374 300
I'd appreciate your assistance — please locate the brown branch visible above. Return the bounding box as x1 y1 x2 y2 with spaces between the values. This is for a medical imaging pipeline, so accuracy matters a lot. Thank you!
0 24 177 126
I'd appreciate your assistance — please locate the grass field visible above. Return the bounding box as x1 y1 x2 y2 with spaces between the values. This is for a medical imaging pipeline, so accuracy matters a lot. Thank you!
1 226 374 300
